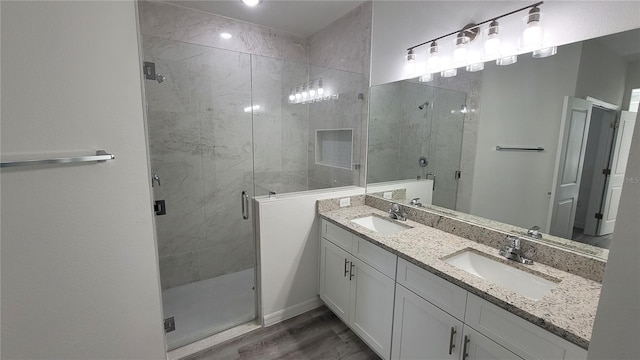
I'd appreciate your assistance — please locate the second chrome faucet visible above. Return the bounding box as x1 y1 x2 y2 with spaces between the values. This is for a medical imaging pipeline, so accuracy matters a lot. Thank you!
389 203 407 221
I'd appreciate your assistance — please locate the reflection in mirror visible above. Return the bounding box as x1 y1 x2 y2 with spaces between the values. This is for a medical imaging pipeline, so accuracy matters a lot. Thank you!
366 28 640 259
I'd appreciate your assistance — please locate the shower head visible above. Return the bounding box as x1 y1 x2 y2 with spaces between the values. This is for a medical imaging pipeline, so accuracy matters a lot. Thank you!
418 101 430 110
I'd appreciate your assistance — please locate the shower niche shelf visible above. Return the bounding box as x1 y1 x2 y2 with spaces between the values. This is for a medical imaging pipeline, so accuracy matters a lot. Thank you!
315 128 353 170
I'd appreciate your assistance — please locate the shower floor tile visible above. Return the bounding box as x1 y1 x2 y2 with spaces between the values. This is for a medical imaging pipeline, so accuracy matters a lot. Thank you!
163 268 256 350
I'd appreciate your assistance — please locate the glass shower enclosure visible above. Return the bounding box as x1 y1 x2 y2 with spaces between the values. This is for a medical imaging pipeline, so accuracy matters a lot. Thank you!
367 81 467 210
142 36 257 349
141 33 367 349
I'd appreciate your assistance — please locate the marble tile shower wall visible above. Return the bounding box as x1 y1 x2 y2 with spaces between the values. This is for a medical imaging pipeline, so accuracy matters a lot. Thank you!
308 2 372 189
139 1 373 289
367 72 482 213
139 1 311 290
368 82 403 183
143 37 257 290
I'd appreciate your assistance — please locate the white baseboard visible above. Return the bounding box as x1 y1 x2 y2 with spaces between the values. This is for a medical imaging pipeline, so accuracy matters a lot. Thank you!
262 297 323 327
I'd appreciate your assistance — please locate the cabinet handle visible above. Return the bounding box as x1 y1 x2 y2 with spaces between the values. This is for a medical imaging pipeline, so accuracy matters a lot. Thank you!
344 258 349 277
462 335 470 360
448 326 457 355
349 262 355 281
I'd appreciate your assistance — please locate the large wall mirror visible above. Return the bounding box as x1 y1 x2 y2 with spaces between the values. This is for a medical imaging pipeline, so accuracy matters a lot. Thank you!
366 27 640 260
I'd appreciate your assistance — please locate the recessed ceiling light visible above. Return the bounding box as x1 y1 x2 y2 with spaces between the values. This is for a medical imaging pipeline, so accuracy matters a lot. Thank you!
220 32 232 40
241 0 260 7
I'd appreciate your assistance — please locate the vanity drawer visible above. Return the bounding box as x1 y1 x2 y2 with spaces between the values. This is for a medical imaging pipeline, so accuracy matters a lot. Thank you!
352 235 397 279
322 219 353 252
465 294 587 360
396 258 467 321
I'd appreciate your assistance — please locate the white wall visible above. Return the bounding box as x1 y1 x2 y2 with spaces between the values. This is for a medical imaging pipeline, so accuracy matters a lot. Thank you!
575 39 628 107
371 1 640 86
469 43 582 229
367 179 433 205
0 2 166 359
623 60 640 110
256 187 364 326
588 111 640 360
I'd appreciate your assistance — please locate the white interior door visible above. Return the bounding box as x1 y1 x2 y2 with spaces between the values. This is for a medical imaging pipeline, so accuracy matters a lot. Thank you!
598 111 637 235
548 97 592 238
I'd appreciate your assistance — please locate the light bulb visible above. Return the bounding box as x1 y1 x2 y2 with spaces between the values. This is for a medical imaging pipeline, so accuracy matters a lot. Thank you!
242 0 260 7
484 20 501 57
453 32 469 63
288 93 295 102
522 6 543 49
441 68 457 78
496 55 517 65
220 32 232 40
404 49 417 77
532 46 557 58
418 73 434 82
294 86 302 102
317 79 324 97
426 41 439 72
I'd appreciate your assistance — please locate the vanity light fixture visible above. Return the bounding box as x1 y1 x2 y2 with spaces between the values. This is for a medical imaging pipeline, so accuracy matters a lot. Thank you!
288 79 334 105
453 32 470 63
418 73 434 82
317 79 324 96
522 6 543 49
426 41 439 72
532 46 557 58
405 2 549 80
404 49 417 77
484 20 501 57
441 68 457 78
496 55 518 65
241 0 261 7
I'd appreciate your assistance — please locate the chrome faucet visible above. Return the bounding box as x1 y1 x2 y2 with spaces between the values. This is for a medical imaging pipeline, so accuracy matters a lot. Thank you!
409 198 423 207
389 203 407 221
527 226 542 239
499 236 533 265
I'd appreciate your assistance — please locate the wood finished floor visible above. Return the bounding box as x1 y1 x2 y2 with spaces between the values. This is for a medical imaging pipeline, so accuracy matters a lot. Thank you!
182 306 381 360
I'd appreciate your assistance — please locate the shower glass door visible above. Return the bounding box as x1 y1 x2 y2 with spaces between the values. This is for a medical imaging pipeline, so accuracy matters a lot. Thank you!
142 35 256 350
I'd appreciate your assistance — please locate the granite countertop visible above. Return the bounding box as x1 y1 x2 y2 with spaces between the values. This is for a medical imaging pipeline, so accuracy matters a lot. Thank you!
319 205 601 350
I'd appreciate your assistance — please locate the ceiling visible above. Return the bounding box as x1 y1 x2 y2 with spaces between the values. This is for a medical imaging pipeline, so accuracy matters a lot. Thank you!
166 0 365 37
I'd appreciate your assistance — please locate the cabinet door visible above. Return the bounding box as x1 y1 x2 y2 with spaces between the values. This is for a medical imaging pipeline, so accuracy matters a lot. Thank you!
350 256 395 360
319 239 351 323
461 327 521 360
391 284 463 360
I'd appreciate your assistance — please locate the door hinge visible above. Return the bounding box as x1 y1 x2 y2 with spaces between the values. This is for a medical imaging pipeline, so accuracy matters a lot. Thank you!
611 119 620 128
164 317 175 333
154 200 166 216
595 213 603 220
143 61 157 80
602 168 611 175
455 170 461 180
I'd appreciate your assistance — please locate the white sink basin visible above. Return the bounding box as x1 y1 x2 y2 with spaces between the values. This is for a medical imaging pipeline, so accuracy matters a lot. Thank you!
350 215 411 235
444 250 558 301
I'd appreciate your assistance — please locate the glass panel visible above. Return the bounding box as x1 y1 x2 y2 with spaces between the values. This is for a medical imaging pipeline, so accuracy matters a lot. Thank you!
142 35 256 350
250 56 367 196
367 80 466 210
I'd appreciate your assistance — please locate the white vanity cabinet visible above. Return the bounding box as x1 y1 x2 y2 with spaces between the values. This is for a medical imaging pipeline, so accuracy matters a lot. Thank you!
319 217 589 360
319 220 397 360
392 283 464 360
461 326 522 360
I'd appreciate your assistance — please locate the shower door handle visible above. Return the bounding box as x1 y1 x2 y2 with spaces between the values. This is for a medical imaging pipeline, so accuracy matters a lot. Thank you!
241 191 249 220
